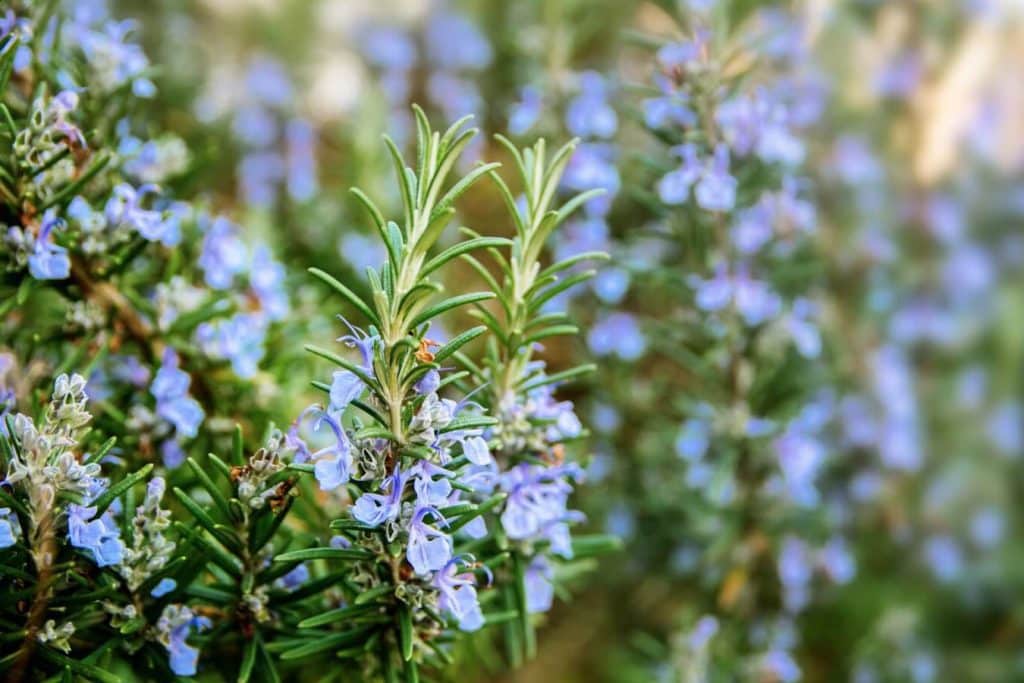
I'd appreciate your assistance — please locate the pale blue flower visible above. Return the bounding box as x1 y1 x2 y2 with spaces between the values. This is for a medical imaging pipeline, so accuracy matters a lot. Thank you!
524 556 555 614
27 210 70 280
434 558 484 631
694 144 737 212
151 349 204 439
151 578 177 598
407 506 452 575
0 508 19 548
352 467 405 527
566 71 617 139
67 504 124 567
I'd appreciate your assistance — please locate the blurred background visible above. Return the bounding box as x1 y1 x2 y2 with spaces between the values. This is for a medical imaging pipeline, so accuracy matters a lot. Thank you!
111 0 1024 680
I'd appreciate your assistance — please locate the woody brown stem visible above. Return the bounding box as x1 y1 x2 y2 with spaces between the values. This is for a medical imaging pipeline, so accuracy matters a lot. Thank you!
10 509 56 682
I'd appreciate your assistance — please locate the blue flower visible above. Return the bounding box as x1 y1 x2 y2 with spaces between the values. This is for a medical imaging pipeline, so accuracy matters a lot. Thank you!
562 143 620 217
233 105 278 147
198 216 249 289
151 348 204 439
500 464 578 541
275 563 310 591
425 13 492 71
104 183 176 245
761 649 801 683
777 535 812 612
462 436 492 466
592 267 630 304
410 461 454 507
351 467 405 527
238 151 285 207
159 606 211 676
407 506 452 575
819 536 856 584
244 55 295 107
656 32 709 71
523 556 555 614
67 504 124 567
27 210 70 280
414 369 441 396
923 535 963 583
675 419 710 461
643 78 697 130
150 578 177 598
288 407 351 491
362 26 417 71
657 144 702 205
0 508 19 548
509 86 543 135
285 119 317 201
566 71 617 139
330 371 365 413
434 558 484 631
587 312 646 361
195 313 268 379
694 144 737 212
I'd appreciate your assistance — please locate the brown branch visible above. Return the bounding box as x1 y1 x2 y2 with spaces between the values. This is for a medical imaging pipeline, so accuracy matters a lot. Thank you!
10 509 57 682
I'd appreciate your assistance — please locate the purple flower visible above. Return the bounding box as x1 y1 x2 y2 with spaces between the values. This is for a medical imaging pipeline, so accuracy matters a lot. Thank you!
689 616 719 649
733 268 782 325
196 313 268 379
